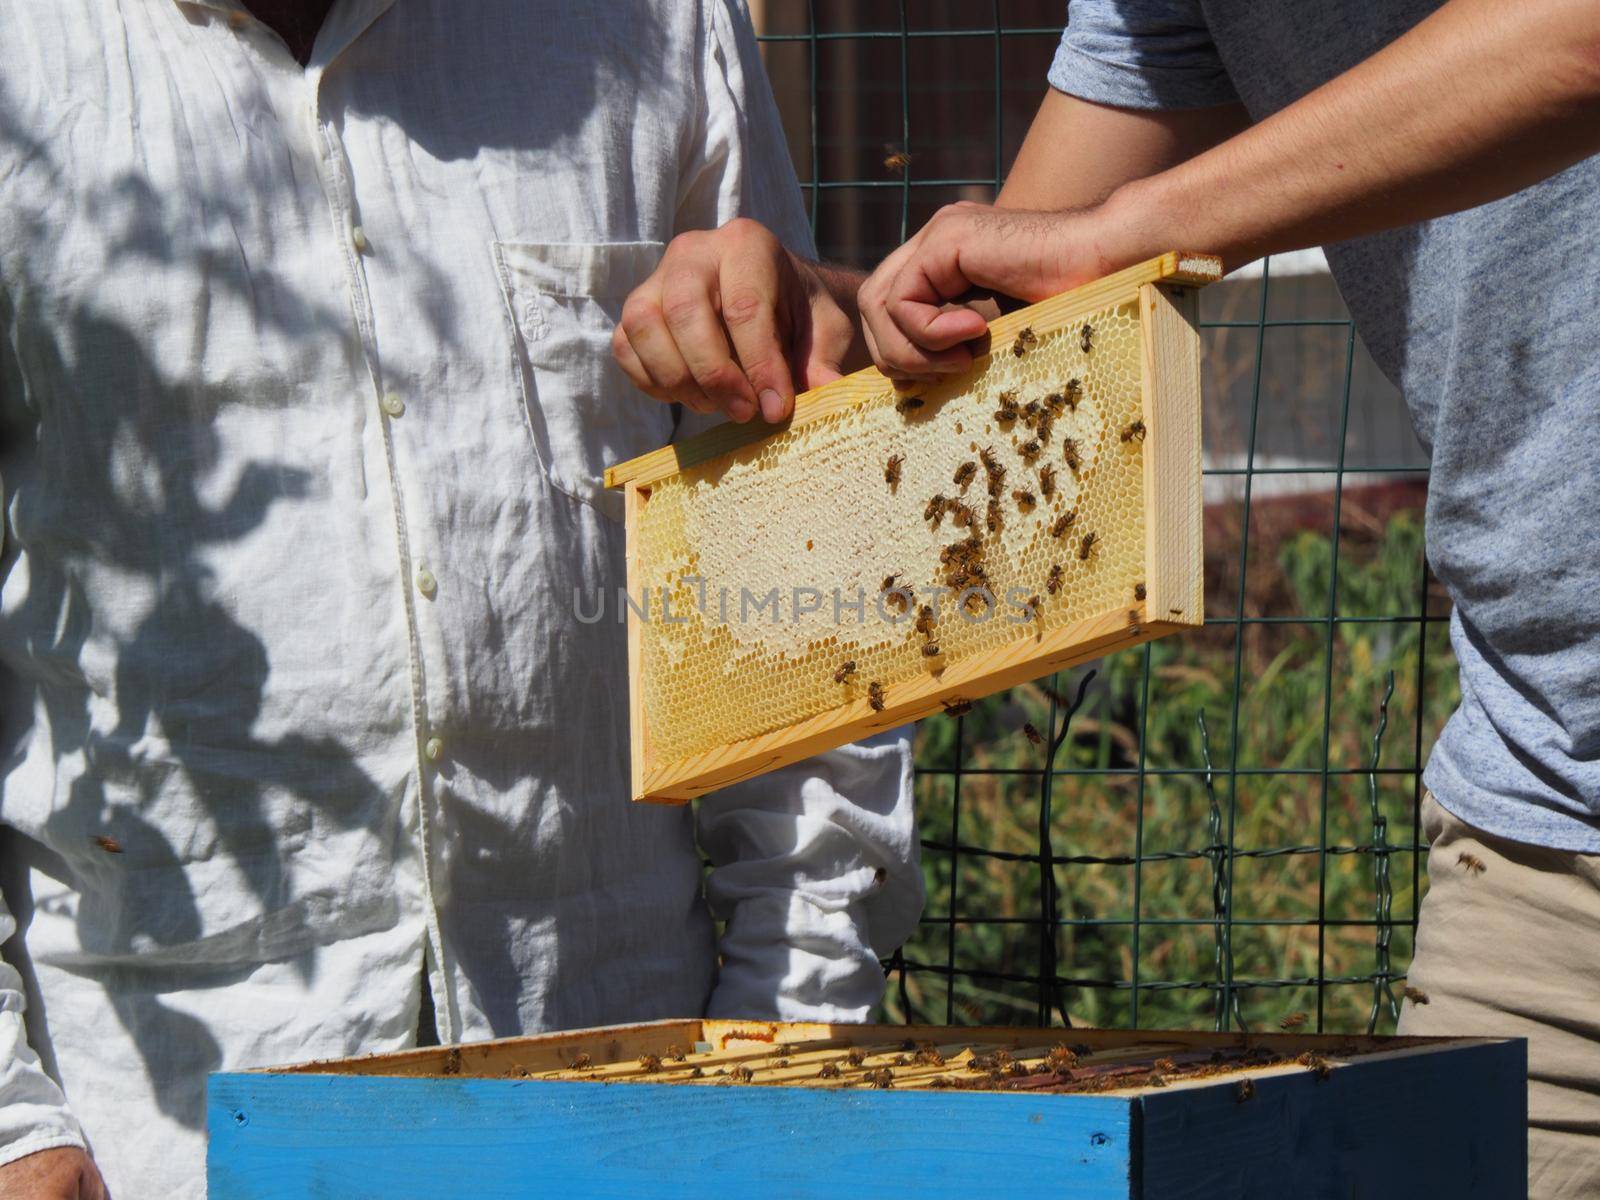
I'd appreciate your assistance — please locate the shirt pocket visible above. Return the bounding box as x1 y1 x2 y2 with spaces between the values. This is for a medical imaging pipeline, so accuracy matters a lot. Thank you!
492 240 672 522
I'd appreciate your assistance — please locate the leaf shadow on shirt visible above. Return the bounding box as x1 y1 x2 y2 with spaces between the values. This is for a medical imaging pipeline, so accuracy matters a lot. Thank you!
1 193 402 1130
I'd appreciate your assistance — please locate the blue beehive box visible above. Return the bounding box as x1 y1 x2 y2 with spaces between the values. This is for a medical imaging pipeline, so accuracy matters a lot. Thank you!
208 1018 1524 1198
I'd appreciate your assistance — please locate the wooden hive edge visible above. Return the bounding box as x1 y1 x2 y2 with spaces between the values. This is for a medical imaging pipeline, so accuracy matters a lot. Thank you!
603 251 1222 490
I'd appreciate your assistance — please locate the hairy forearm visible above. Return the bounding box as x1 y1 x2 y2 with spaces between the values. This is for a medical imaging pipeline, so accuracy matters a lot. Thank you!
1098 0 1600 272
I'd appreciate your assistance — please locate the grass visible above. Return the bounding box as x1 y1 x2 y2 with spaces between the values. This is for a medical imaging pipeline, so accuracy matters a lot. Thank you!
879 505 1456 1035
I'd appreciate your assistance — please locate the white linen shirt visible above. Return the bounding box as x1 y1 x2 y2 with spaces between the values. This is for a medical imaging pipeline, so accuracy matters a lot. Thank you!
0 1 922 1194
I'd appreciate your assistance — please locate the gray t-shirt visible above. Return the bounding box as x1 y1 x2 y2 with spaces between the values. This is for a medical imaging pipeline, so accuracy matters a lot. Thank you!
1051 2 1600 851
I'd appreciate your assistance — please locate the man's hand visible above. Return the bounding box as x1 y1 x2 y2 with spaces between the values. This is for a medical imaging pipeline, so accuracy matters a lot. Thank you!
857 202 1118 381
613 218 865 424
0 1147 108 1199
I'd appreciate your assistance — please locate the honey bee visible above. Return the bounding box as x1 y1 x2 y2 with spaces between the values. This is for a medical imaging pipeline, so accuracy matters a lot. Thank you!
1077 531 1099 560
1042 390 1066 415
1050 511 1076 538
833 659 857 684
883 145 912 172
773 1059 791 1069
1018 439 1041 460
845 1047 868 1068
1062 438 1081 474
1120 419 1146 443
882 573 902 593
91 835 123 854
884 453 904 485
1011 326 1038 357
921 643 941 658
943 698 973 717
665 1044 689 1062
1022 399 1042 425
1080 322 1093 353
864 1067 895 1089
571 1053 594 1071
993 398 1019 423
638 1054 663 1073
1065 378 1082 409
1296 1052 1332 1081
817 1061 844 1080
1047 564 1063 594
1026 594 1041 617
1011 488 1036 509
1278 1012 1308 1031
729 1066 755 1083
914 605 936 635
1022 722 1044 745
868 681 886 712
1458 851 1486 875
689 1066 705 1078
895 393 925 414
1403 985 1430 1005
1038 464 1056 498
1046 1044 1079 1073
979 445 1002 475
948 500 975 527
986 499 1002 533
1234 1078 1257 1103
924 493 947 524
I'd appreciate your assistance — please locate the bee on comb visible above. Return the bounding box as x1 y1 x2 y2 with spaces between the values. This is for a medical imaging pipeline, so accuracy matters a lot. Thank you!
1011 327 1038 357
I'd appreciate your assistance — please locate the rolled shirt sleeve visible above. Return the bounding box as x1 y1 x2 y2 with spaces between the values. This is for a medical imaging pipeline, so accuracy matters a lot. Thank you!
1048 0 1239 111
676 0 923 1021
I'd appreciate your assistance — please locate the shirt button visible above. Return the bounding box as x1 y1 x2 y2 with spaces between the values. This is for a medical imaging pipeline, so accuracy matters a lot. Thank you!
415 566 437 597
351 225 369 254
424 736 444 763
380 392 405 417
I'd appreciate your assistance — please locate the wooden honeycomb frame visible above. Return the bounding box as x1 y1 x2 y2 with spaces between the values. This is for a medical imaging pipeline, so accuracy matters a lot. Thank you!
606 252 1221 803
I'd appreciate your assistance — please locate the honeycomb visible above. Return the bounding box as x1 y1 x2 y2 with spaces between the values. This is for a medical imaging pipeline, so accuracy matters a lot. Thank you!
635 298 1147 764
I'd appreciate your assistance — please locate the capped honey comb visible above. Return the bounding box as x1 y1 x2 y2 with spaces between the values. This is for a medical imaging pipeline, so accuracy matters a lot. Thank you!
607 253 1220 803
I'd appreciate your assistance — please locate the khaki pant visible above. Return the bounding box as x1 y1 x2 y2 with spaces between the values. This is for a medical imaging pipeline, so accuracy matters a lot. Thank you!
1399 792 1600 1198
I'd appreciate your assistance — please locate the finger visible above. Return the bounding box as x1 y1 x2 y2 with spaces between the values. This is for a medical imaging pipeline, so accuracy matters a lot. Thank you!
660 267 759 422
718 251 796 423
611 323 674 402
618 291 716 414
863 273 975 379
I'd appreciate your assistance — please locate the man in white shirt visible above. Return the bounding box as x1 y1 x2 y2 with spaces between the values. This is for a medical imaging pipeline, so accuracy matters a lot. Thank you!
0 2 920 1195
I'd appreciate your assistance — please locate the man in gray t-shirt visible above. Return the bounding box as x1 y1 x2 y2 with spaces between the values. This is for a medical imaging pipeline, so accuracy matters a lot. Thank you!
616 0 1600 1192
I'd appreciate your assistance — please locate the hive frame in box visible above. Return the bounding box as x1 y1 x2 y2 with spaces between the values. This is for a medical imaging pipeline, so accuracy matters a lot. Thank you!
606 252 1222 803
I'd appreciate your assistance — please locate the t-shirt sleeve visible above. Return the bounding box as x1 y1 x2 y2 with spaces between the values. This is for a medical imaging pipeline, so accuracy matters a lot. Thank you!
1048 0 1240 111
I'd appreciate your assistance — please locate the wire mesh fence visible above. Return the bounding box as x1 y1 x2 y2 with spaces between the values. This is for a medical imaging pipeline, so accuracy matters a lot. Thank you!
751 2 1451 1036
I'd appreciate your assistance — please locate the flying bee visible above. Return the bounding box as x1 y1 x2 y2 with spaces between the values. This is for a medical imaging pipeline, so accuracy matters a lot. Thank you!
1023 722 1044 745
884 453 904 485
1047 564 1063 594
1038 465 1056 499
638 1054 663 1073
1019 439 1041 460
895 393 925 414
1458 851 1486 875
1062 437 1081 474
1011 488 1036 510
986 499 1002 533
1403 986 1430 1005
867 681 886 712
1077 531 1099 560
1011 326 1038 357
1296 1052 1333 1081
943 698 973 717
1234 1078 1257 1103
1050 510 1077 538
1279 1012 1308 1031
1121 419 1147 443
924 493 948 524
91 834 123 854
883 145 911 172
1065 378 1082 409
833 660 857 684
921 642 941 658
1080 322 1093 353
1135 583 1146 601
914 605 936 635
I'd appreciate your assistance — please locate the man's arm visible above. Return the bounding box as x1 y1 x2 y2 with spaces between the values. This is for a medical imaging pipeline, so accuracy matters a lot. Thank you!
860 0 1600 374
